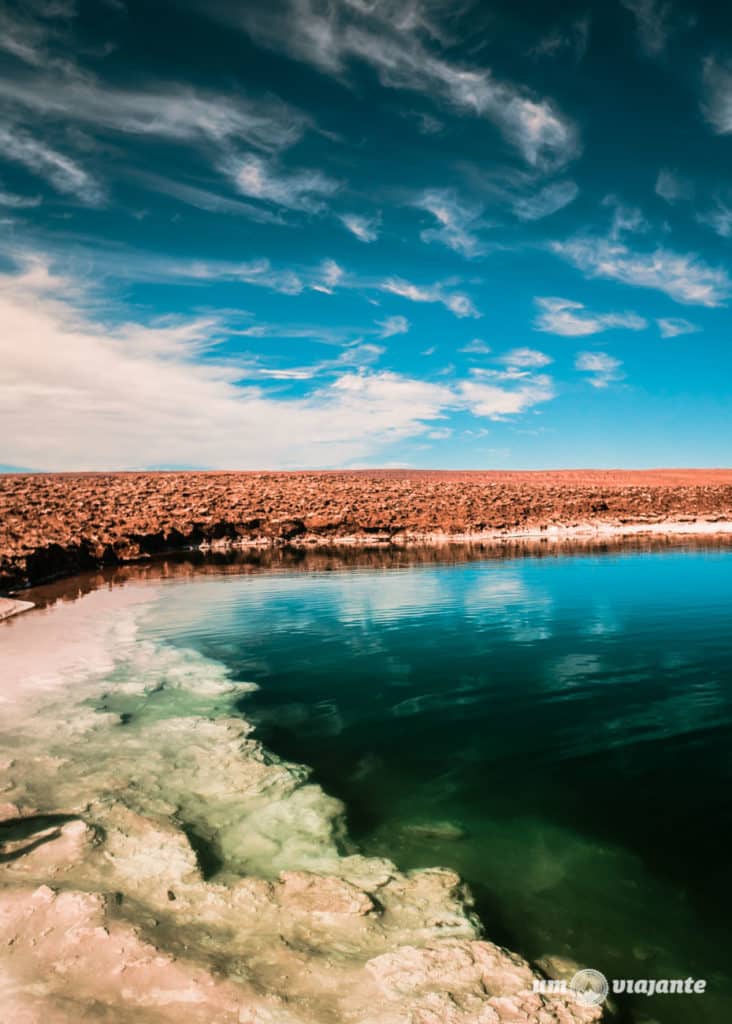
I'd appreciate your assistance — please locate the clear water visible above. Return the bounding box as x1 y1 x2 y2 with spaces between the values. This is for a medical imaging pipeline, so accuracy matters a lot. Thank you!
142 547 732 1023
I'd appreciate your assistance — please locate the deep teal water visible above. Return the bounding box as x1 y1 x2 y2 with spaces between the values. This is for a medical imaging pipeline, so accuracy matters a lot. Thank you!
143 547 732 1023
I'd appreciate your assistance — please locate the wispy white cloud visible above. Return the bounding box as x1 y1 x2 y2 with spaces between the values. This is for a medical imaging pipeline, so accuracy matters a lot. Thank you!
697 199 732 238
0 184 42 208
377 314 409 337
655 168 693 204
413 188 485 256
0 254 567 468
702 58 732 134
235 318 403 348
0 9 48 66
462 165 578 223
340 212 379 242
49 247 478 314
575 351 624 388
159 256 306 295
0 1 77 68
460 338 491 354
499 347 552 368
657 317 700 338
550 237 731 306
620 0 679 56
0 71 308 151
234 322 361 345
411 111 443 135
602 195 650 240
512 179 578 220
534 296 647 336
0 123 104 203
130 171 286 223
242 341 385 381
459 371 555 418
209 0 579 170
225 153 339 212
311 258 345 293
528 16 590 62
380 276 481 318
131 253 342 299
0 255 459 470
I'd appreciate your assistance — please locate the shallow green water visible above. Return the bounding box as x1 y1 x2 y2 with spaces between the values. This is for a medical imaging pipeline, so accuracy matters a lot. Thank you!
143 547 732 1023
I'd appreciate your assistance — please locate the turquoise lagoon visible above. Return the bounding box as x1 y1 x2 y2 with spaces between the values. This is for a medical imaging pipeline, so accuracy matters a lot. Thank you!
140 546 732 1023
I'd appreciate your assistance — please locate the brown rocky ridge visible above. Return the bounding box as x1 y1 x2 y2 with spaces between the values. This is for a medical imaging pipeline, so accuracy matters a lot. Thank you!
3 469 732 591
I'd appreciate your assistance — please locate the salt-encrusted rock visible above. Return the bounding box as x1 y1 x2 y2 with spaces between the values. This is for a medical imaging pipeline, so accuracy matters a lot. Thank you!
366 939 534 999
0 802 22 822
276 870 376 916
0 816 95 881
0 885 290 1024
0 597 34 620
364 940 603 1023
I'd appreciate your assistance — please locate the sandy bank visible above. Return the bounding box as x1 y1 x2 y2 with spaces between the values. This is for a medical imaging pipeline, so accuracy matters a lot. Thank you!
0 582 603 1023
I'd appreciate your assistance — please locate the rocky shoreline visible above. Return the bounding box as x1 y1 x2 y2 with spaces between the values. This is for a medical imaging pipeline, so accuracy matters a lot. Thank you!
3 469 732 591
0 582 603 1023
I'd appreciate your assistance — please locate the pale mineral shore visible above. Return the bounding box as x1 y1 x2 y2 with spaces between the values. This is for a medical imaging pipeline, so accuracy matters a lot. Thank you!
0 583 604 1023
0 597 35 620
197 516 732 549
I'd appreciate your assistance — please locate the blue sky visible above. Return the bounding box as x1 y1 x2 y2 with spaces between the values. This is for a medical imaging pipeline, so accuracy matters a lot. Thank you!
1 0 731 470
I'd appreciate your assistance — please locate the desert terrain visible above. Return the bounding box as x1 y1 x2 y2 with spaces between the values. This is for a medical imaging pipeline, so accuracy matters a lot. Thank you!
2 469 732 592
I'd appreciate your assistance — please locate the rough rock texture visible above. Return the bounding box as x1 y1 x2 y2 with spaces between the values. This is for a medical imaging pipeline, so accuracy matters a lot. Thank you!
0 586 603 1024
2 469 732 590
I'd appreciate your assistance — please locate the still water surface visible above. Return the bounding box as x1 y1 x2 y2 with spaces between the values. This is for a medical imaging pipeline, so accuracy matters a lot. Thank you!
143 547 732 1022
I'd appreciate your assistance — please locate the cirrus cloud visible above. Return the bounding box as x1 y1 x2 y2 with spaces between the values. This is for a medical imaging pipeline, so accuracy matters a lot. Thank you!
413 188 486 257
702 58 732 134
205 0 579 170
656 317 700 338
380 276 481 318
0 71 308 151
534 296 647 336
0 123 104 204
655 168 694 204
513 179 579 221
499 347 552 368
550 237 731 307
575 351 624 388
340 213 380 242
224 153 339 212
377 315 410 338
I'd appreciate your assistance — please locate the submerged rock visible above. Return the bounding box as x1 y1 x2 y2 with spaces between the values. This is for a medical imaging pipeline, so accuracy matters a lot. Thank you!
400 820 469 841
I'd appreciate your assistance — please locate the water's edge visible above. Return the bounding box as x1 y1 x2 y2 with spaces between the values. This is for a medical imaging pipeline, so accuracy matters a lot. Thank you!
5 515 732 594
0 566 605 1024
